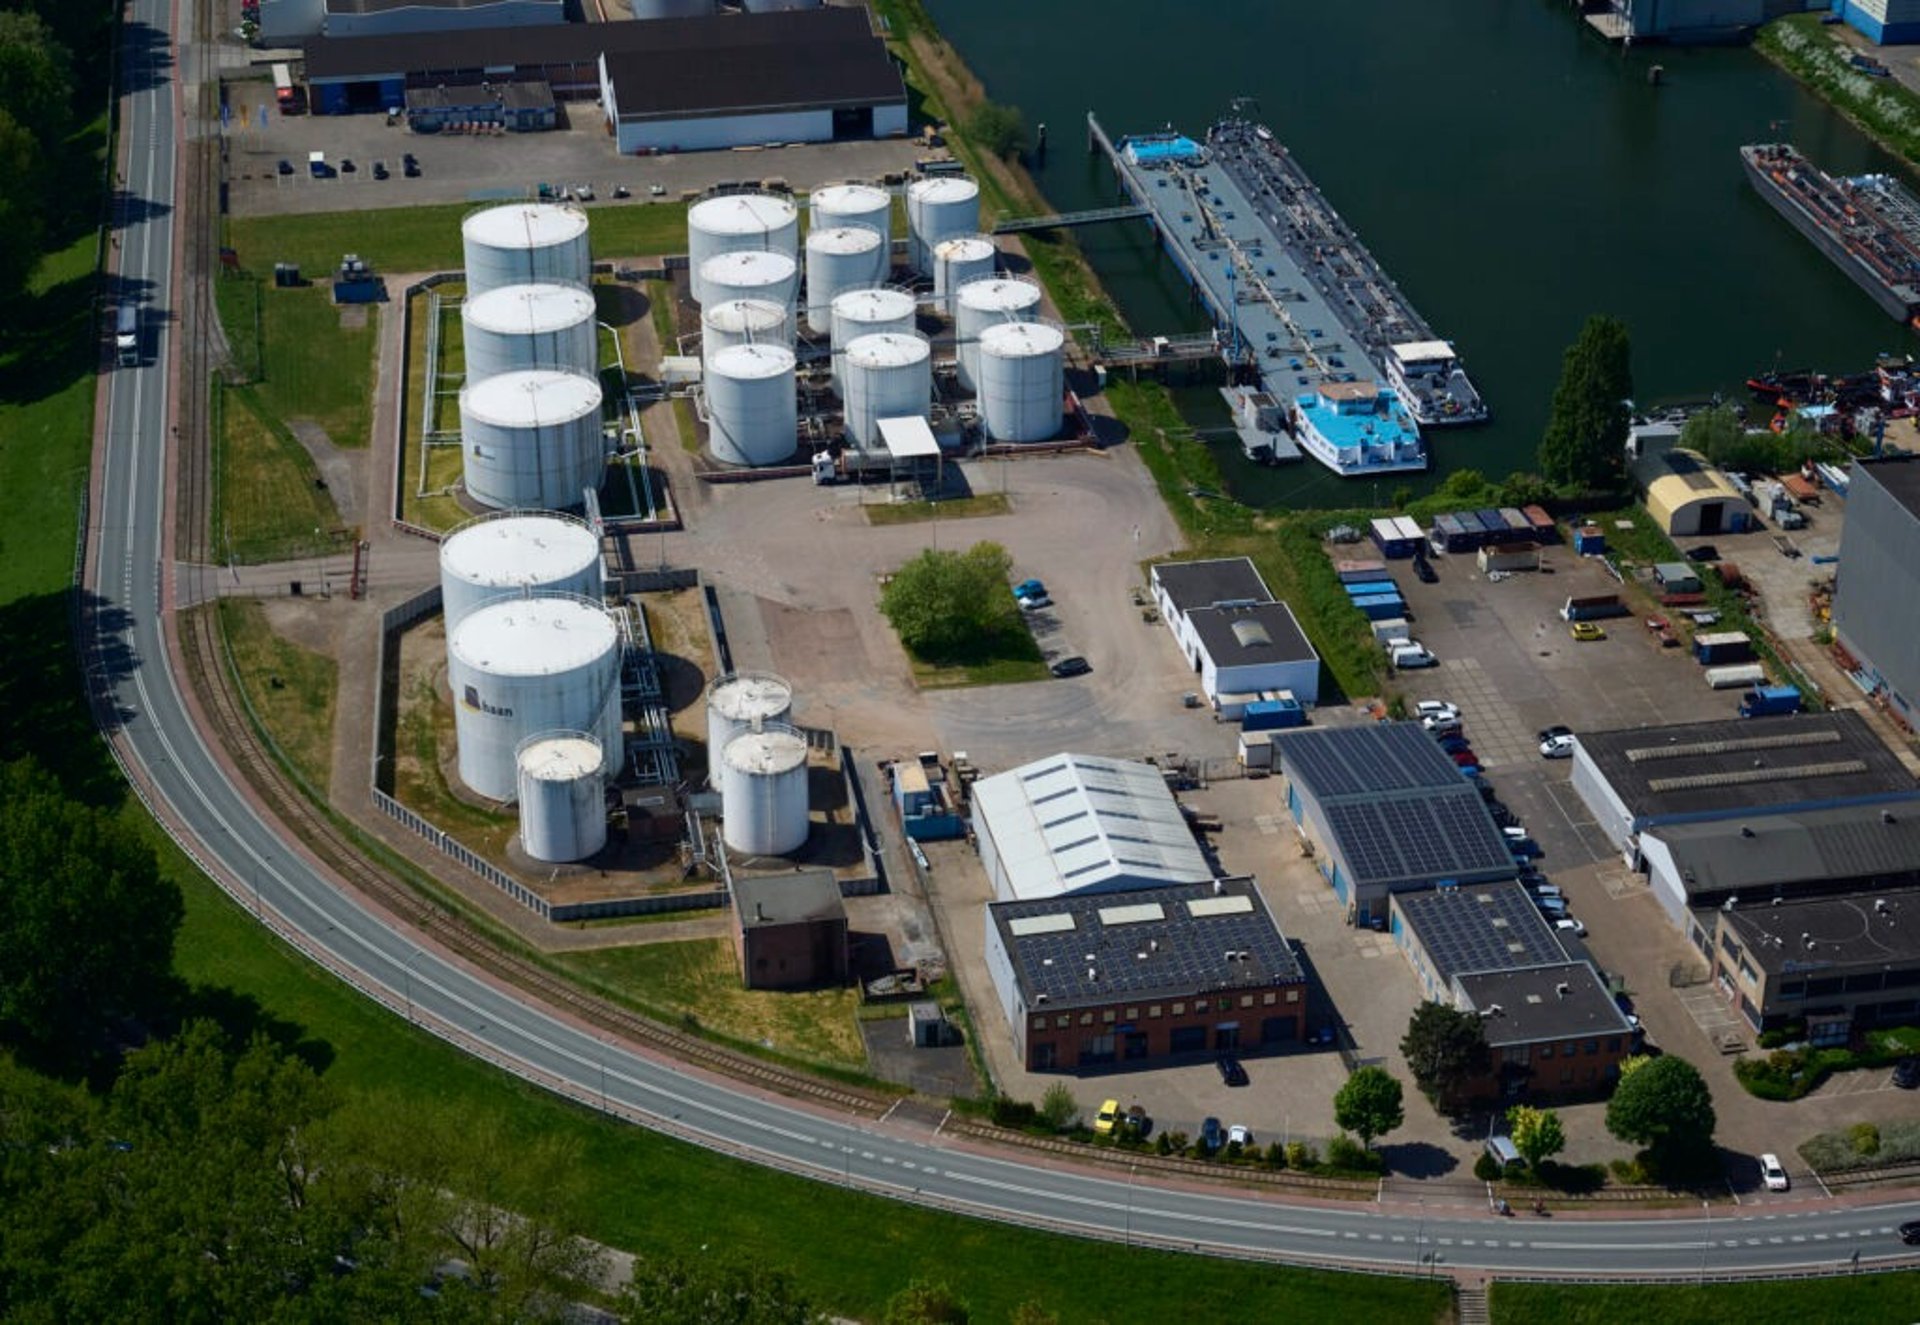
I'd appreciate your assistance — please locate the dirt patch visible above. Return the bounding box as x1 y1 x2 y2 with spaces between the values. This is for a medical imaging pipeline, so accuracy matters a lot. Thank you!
257 595 348 659
337 305 369 330
759 602 879 693
286 419 365 525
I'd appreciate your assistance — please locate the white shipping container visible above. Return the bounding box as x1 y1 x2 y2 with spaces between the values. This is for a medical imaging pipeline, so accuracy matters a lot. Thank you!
1704 663 1768 690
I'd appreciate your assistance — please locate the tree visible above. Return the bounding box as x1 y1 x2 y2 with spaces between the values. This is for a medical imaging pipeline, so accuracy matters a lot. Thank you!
1538 314 1632 492
1440 467 1489 500
1505 1105 1566 1169
618 1254 819 1325
1678 404 1746 468
878 542 1020 663
883 1279 969 1325
1399 1001 1490 1110
0 12 72 151
1332 1066 1404 1149
965 101 1028 159
1037 1082 1079 1131
0 759 182 1053
0 111 44 304
1606 1054 1716 1162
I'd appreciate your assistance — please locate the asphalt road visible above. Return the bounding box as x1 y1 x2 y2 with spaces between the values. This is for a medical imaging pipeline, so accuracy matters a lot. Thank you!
86 0 1920 1281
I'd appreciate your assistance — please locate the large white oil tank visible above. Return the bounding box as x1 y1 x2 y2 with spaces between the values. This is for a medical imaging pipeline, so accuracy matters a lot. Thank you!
720 724 810 857
439 512 605 629
906 175 981 275
931 235 997 317
956 276 1043 391
829 287 917 391
697 249 798 314
804 227 886 334
978 321 1066 443
701 298 791 363
705 343 798 467
705 671 793 787
516 732 607 863
808 184 892 274
842 333 931 449
461 283 598 384
462 204 591 297
686 193 799 304
446 595 622 803
460 370 605 511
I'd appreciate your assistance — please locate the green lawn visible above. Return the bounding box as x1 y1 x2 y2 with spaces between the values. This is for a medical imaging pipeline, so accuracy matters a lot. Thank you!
865 493 1012 525
1492 1275 1920 1325
212 382 352 562
225 201 693 280
1759 15 1920 170
216 598 338 793
233 277 379 447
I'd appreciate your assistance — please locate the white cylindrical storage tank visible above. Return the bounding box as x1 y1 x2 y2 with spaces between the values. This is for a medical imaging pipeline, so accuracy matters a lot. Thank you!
829 287 918 392
516 733 607 863
931 235 997 317
461 283 598 384
686 193 799 304
700 298 791 363
906 175 981 275
439 512 605 629
697 249 798 314
804 227 885 334
842 333 931 449
808 184 892 278
446 596 622 803
460 370 605 511
704 671 793 787
720 724 810 857
956 276 1044 392
462 204 591 297
978 321 1066 443
631 0 713 13
705 343 798 467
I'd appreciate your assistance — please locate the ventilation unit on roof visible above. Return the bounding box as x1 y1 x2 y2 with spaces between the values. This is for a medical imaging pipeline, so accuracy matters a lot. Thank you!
1556 982 1571 997
1035 993 1049 1004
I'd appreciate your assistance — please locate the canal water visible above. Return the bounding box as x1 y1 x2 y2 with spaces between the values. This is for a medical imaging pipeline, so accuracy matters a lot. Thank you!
924 0 1911 507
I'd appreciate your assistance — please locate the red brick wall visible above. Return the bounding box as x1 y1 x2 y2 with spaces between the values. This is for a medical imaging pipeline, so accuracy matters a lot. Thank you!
739 918 849 991
1021 982 1307 1071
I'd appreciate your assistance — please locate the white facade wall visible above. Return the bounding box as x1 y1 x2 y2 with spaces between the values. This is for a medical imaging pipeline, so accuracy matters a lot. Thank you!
613 108 833 156
1569 744 1637 860
1212 658 1320 705
980 912 1026 1057
260 0 325 42
1635 834 1693 930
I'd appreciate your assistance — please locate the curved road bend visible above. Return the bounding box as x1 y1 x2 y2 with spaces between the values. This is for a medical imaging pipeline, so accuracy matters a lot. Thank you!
88 0 1920 1281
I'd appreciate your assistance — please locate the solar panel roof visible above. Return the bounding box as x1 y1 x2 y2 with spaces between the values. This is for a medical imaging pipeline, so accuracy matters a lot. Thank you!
1394 882 1567 983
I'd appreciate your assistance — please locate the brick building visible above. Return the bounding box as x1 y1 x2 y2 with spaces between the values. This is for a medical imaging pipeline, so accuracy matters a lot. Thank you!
733 870 848 992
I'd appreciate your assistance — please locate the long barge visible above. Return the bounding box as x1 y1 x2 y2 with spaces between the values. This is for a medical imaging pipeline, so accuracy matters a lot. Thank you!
1741 142 1920 323
1092 111 1486 478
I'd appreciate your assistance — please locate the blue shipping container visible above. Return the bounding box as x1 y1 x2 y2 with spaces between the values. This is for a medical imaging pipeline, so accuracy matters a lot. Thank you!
1242 699 1306 732
1353 594 1407 620
1343 580 1399 599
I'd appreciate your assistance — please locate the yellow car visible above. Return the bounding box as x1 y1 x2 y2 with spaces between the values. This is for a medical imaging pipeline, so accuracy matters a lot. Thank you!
1569 621 1607 642
1093 1099 1120 1135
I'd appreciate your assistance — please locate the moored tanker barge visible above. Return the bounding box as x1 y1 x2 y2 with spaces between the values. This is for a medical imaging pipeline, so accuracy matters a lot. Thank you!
1741 142 1920 323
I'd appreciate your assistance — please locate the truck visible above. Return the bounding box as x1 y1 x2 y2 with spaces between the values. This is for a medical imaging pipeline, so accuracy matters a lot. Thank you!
1560 593 1628 623
114 304 138 366
1739 684 1803 718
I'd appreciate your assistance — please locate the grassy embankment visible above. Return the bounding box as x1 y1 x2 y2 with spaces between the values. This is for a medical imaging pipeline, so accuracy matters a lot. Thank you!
215 599 338 791
1758 14 1920 168
1493 1276 1920 1325
866 492 1011 525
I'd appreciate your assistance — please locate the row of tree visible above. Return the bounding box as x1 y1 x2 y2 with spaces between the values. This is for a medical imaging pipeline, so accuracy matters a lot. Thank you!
0 4 85 305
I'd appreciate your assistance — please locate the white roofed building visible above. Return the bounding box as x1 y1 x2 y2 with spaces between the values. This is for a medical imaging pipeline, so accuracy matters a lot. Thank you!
969 753 1213 904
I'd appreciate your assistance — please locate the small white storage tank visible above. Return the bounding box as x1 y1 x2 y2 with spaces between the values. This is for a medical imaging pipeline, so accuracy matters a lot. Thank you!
701 298 791 363
842 333 931 449
978 321 1065 443
705 343 798 467
956 276 1043 391
460 369 605 512
461 283 598 384
446 596 623 803
698 249 798 314
439 512 604 629
630 0 713 13
686 193 799 304
829 287 918 391
516 733 607 863
720 724 810 857
931 235 997 317
705 671 793 786
804 227 886 334
808 183 892 273
907 175 981 275
462 204 591 297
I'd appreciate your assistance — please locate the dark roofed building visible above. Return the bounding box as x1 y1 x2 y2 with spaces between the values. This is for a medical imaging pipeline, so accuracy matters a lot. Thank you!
1150 558 1321 706
1391 881 1568 1000
732 869 849 991
1275 724 1515 925
1707 888 1920 1040
983 879 1307 1071
402 79 556 132
261 0 560 47
1834 455 1920 731
1453 963 1635 1098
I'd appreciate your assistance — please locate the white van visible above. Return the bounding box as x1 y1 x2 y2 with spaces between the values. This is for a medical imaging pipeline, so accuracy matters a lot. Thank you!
1391 642 1438 670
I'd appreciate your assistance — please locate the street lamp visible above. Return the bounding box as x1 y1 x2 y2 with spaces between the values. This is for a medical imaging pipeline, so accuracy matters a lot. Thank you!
402 946 424 1023
1125 1163 1137 1248
1699 1199 1711 1284
1414 1197 1425 1271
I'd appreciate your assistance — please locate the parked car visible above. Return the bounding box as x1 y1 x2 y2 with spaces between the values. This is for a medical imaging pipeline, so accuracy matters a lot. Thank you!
1198 1116 1225 1155
1685 545 1721 563
1570 621 1607 642
1438 736 1473 756
402 153 421 177
371 160 388 180
1120 1106 1151 1139
1760 1153 1790 1192
1227 1123 1254 1149
1013 578 1046 600
276 158 293 175
1093 1099 1121 1136
1391 642 1439 669
338 157 356 173
1049 655 1091 679
574 182 595 200
648 182 667 196
1893 1057 1920 1089
1215 1055 1249 1088
613 184 631 199
1554 917 1587 939
1535 896 1570 918
1017 595 1052 611
1449 749 1480 768
1416 700 1461 724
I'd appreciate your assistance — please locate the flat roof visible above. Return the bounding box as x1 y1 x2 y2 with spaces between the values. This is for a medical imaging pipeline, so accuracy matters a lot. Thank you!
1720 888 1920 975
1394 882 1568 984
971 754 1213 902
876 415 939 461
1151 557 1272 613
1854 454 1920 519
1576 711 1917 823
1391 340 1455 362
1648 804 1920 895
1186 601 1317 668
404 80 554 111
1276 724 1516 890
1454 962 1634 1047
989 879 1303 1010
733 869 845 929
330 0 549 12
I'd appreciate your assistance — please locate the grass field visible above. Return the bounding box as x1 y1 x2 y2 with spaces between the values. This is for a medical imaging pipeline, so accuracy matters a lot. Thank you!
215 273 378 447
212 383 351 563
865 493 1012 526
553 938 868 1073
1492 1275 1920 1325
216 599 339 793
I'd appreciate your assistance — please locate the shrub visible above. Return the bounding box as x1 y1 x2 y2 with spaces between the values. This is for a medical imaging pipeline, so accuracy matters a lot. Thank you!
1850 1122 1882 1157
1164 1130 1188 1156
1609 1157 1648 1185
1326 1134 1382 1175
1155 1132 1174 1157
1285 1141 1316 1171
1263 1141 1289 1170
990 1096 1037 1129
1225 1140 1244 1161
1037 1082 1078 1132
1473 1152 1503 1183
